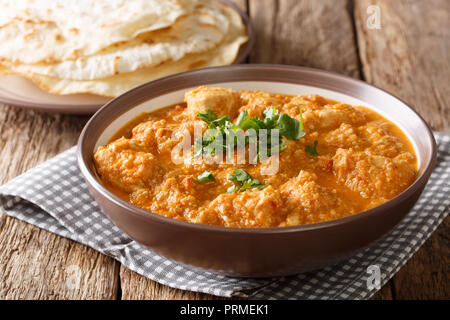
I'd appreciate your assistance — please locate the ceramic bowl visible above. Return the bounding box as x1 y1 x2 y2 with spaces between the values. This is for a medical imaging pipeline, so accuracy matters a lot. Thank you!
78 65 436 277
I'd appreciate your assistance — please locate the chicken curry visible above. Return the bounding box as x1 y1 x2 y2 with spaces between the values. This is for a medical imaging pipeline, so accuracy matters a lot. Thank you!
94 86 417 228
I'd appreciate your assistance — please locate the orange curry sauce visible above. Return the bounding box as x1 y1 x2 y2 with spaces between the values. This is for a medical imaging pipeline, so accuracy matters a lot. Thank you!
94 86 417 228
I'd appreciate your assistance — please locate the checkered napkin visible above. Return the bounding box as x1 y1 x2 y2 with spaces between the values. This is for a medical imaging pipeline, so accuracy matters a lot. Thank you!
0 133 448 299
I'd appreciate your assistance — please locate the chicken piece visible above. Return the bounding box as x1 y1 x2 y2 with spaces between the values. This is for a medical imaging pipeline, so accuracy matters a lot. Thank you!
280 170 354 225
239 90 291 118
358 122 404 158
324 123 361 150
132 119 205 155
303 103 367 131
332 148 416 203
130 176 199 220
93 137 165 192
185 86 241 119
281 94 330 118
131 119 167 150
198 186 285 227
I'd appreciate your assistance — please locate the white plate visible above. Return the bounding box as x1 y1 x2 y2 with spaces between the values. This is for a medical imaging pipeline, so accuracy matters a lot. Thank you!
0 75 110 114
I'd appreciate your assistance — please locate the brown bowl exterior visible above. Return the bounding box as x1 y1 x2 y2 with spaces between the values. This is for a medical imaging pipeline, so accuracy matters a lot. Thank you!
78 65 436 277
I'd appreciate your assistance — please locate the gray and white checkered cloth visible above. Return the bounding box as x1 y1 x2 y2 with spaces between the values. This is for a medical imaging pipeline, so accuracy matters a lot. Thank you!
0 133 449 299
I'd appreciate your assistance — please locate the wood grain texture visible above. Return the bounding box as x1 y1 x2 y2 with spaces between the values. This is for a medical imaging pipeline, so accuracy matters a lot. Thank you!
391 218 449 299
371 281 393 300
354 0 450 132
249 0 360 78
0 106 119 299
354 0 450 299
120 267 232 300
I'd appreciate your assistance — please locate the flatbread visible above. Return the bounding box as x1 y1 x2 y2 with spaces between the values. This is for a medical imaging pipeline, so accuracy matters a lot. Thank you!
0 0 248 97
0 0 187 64
2 2 229 80
14 5 248 97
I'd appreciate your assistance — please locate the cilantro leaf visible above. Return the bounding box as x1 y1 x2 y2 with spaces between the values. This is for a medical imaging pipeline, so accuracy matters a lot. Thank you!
210 115 231 128
248 178 266 189
197 171 215 183
228 169 252 184
299 107 304 131
195 106 307 161
263 106 279 128
227 169 266 193
263 106 279 120
305 140 319 156
197 110 218 123
276 113 306 140
235 110 249 127
234 111 262 130
226 185 239 193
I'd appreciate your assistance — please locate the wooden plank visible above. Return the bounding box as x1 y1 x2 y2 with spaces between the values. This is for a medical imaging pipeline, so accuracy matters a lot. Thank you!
391 219 449 299
0 105 119 299
371 282 393 300
120 267 232 300
354 0 450 132
249 0 360 78
354 0 450 299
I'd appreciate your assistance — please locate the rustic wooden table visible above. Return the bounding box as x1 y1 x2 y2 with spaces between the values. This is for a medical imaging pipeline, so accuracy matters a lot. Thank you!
0 0 448 300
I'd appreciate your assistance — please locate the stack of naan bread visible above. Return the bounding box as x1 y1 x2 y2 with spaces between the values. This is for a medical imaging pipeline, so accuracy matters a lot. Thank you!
0 0 247 97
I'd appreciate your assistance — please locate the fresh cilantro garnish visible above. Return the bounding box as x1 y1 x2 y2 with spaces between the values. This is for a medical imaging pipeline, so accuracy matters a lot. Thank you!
194 106 306 160
196 110 218 123
276 113 306 140
226 169 266 193
228 168 252 183
234 111 262 130
225 185 240 193
299 106 304 131
305 140 319 156
197 171 215 183
210 115 231 128
263 105 278 120
197 110 231 129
